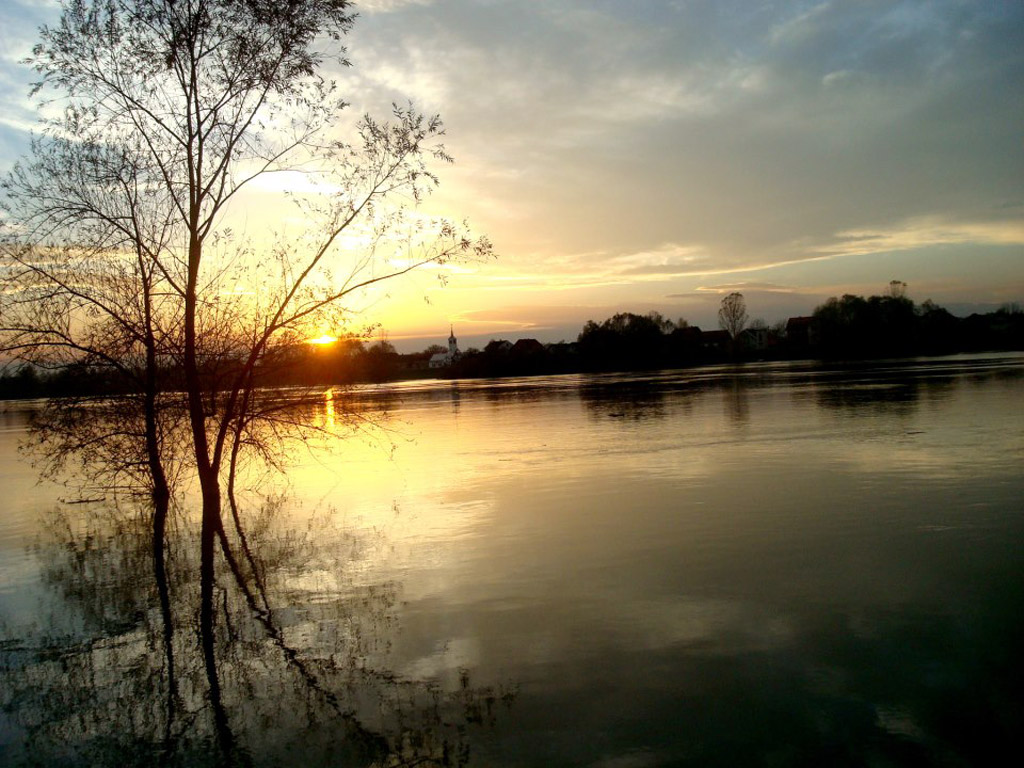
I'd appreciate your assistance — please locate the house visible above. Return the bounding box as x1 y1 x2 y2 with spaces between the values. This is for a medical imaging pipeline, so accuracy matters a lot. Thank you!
484 339 514 355
399 351 432 371
785 316 817 352
511 338 544 356
738 326 769 353
700 330 731 355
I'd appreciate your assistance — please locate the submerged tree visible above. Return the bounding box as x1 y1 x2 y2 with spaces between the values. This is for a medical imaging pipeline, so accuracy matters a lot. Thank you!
1 0 491 755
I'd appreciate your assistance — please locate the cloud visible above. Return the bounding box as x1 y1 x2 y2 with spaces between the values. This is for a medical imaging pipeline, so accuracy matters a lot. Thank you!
356 0 434 13
0 1 57 163
475 273 630 293
690 282 804 295
3 0 1021 331
816 217 1024 258
607 243 711 276
332 0 1023 279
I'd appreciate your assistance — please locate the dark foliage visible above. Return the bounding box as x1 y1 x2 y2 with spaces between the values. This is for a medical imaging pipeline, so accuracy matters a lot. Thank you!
812 295 1024 360
577 312 670 371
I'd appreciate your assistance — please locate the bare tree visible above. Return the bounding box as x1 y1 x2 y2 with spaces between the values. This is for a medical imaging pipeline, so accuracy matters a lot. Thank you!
718 292 748 339
1 130 187 702
2 0 490 749
5 0 488 533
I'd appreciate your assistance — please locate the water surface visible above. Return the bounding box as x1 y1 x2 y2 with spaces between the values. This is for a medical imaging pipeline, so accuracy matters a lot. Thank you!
2 355 1023 765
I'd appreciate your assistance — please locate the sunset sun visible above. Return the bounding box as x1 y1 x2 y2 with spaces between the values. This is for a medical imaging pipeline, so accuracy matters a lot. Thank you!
306 334 338 346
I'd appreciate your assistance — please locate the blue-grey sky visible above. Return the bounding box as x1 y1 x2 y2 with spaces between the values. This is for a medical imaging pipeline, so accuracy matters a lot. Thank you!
2 0 1022 347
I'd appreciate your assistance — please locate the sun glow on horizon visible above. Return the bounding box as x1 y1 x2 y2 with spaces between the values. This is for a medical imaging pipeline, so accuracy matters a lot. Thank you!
306 334 339 346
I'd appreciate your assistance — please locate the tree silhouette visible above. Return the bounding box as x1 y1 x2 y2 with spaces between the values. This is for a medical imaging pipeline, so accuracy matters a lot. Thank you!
577 312 669 370
1 1 491 756
718 292 748 339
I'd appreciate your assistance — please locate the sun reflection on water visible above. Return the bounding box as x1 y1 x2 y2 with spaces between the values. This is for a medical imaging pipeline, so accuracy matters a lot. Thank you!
323 386 336 431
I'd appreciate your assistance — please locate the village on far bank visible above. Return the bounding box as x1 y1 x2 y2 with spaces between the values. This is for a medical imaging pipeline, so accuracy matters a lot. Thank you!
1 288 1022 399
377 294 1023 383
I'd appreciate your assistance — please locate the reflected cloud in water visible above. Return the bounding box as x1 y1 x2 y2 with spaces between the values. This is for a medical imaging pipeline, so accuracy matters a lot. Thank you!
0 497 514 767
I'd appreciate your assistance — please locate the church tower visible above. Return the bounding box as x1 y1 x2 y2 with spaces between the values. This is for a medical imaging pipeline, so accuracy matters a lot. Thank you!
448 325 458 358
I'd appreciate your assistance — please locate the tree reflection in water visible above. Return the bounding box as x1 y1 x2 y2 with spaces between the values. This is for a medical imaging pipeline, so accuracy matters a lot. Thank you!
1 496 514 767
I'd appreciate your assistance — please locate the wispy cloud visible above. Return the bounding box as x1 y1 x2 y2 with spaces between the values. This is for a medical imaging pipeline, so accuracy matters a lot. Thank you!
356 0 434 14
692 282 804 295
817 217 1024 258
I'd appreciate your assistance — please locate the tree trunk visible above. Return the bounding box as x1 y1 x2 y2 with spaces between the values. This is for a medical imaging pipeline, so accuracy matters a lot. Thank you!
183 228 229 749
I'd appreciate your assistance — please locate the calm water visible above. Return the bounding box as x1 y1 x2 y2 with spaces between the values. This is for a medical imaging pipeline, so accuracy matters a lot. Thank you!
1 355 1023 766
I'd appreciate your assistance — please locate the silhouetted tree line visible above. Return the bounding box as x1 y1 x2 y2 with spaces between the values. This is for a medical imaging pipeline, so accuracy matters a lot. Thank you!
3 300 1022 399
0 339 382 399
451 311 729 377
810 295 1023 359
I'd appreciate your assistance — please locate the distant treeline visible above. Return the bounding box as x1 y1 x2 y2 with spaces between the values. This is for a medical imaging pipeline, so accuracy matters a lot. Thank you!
807 295 1022 358
2 294 1022 398
0 338 403 400
446 295 1023 377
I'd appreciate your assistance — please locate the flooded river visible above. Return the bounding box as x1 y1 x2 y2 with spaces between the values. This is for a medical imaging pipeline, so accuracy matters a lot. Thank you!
2 355 1023 765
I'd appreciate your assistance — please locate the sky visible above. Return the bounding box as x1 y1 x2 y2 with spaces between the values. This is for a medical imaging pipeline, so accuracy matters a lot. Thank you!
1 0 1022 351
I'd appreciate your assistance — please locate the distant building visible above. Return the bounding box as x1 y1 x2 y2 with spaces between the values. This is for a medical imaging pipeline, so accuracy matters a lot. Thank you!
484 339 514 355
785 316 818 352
429 327 461 368
738 326 769 353
700 330 731 354
511 338 544 355
399 351 432 371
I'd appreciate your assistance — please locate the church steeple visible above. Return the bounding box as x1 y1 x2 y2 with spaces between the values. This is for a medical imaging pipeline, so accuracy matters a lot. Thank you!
448 325 458 356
